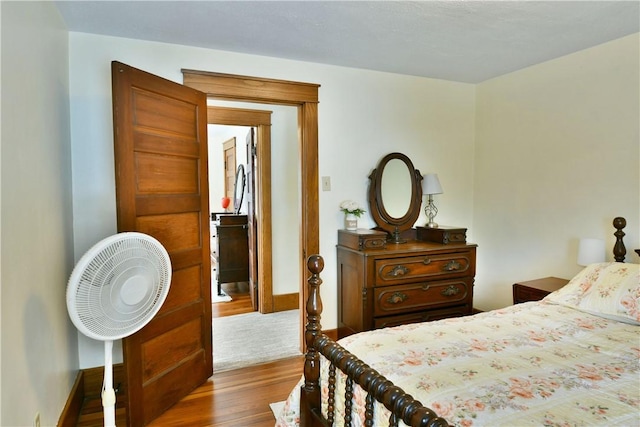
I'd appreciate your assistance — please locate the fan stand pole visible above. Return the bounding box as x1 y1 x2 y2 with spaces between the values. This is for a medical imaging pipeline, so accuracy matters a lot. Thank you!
103 340 116 427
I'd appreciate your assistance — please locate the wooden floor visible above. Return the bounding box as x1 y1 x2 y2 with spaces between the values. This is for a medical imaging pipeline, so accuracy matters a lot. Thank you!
212 282 254 318
78 283 302 426
148 356 303 426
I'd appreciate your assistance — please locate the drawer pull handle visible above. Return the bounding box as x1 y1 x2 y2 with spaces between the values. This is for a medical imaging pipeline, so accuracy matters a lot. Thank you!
441 285 460 296
442 260 462 271
386 292 408 304
387 265 409 277
422 258 432 265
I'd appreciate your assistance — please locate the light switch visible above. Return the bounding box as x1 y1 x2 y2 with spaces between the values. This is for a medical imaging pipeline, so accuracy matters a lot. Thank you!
321 176 331 191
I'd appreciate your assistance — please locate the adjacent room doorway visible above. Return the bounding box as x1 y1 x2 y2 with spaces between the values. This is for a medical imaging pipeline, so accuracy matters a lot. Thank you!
208 107 301 371
183 69 320 359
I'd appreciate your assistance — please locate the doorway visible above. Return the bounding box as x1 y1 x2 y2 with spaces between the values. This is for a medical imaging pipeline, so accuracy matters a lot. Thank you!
208 106 301 370
182 67 320 360
209 125 253 310
206 107 274 313
210 128 252 305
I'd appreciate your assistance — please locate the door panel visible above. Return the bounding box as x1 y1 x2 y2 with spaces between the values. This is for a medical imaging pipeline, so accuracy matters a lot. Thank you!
112 61 212 426
142 319 203 379
137 212 201 249
246 128 259 310
136 154 199 193
160 266 201 312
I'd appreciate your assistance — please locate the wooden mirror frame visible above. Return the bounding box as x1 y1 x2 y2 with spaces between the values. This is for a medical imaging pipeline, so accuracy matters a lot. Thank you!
233 164 245 215
368 152 423 243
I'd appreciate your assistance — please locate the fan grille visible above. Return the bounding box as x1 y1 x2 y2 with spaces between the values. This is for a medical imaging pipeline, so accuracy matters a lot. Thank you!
67 233 171 340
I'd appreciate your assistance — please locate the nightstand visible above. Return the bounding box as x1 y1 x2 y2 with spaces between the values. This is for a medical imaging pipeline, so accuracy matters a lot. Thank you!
513 277 569 304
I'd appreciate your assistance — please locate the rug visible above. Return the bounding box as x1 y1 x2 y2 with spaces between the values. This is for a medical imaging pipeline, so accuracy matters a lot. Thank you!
211 292 232 303
213 309 301 372
270 401 286 418
211 275 231 303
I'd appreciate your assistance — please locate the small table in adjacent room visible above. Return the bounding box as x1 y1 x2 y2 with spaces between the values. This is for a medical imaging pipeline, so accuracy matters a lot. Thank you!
512 277 569 304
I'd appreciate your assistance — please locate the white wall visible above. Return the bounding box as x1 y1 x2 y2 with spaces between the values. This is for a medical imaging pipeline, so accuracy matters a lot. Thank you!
1 2 77 426
473 33 640 311
68 32 476 368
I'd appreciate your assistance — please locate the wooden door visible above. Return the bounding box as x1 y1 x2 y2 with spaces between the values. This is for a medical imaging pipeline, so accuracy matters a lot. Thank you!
222 138 236 209
111 61 212 426
246 128 259 310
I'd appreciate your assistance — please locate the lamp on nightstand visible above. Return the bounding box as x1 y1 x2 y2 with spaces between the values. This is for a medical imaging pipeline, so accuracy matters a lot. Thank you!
577 238 605 266
422 173 443 228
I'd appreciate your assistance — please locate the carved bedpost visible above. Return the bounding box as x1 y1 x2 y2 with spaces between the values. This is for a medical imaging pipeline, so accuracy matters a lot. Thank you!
613 217 626 262
301 254 324 426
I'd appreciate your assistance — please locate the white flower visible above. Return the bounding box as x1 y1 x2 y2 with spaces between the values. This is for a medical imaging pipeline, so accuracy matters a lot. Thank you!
339 200 366 217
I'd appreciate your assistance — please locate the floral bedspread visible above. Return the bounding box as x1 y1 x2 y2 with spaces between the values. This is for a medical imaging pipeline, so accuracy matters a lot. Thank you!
275 301 639 426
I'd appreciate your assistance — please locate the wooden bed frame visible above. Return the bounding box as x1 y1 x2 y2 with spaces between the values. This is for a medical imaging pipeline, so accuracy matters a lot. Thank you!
300 217 630 427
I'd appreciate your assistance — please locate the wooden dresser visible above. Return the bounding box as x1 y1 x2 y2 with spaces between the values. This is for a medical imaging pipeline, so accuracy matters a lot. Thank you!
337 229 477 338
213 214 249 292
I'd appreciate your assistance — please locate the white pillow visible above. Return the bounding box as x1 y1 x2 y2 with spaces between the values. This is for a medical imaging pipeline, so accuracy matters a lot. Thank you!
544 262 640 325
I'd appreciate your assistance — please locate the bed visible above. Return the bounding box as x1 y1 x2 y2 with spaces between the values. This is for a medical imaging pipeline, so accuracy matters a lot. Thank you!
275 217 639 426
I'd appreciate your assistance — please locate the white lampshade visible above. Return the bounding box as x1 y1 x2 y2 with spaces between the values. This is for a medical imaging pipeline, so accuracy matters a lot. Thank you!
422 173 443 195
577 238 605 266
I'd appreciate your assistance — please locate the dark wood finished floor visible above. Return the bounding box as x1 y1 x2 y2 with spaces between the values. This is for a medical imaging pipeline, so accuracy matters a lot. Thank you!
78 283 302 426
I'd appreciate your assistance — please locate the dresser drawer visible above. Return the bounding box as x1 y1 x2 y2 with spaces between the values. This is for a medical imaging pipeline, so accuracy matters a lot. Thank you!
374 251 473 285
373 278 472 316
338 229 387 250
374 304 472 329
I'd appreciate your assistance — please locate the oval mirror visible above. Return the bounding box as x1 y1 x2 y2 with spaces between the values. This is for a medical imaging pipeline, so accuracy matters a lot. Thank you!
381 159 412 218
233 164 246 215
368 153 422 243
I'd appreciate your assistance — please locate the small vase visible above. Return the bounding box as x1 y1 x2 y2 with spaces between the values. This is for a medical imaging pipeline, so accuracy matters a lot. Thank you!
345 213 358 231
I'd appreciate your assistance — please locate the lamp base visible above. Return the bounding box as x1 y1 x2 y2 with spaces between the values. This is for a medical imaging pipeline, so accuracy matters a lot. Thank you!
426 222 439 228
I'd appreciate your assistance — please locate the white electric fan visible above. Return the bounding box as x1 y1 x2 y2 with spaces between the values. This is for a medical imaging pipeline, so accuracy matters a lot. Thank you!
66 232 171 427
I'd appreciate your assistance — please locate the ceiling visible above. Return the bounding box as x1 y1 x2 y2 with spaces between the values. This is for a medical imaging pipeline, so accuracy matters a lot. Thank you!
54 1 640 84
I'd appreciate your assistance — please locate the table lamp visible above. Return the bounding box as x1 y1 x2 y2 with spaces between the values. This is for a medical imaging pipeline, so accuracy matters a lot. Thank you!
422 173 443 228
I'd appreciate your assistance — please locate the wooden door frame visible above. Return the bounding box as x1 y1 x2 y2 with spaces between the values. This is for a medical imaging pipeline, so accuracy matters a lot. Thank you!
182 69 319 343
207 106 274 312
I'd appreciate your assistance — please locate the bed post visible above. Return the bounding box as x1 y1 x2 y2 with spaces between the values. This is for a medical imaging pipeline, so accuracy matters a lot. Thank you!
613 217 626 262
301 255 324 426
